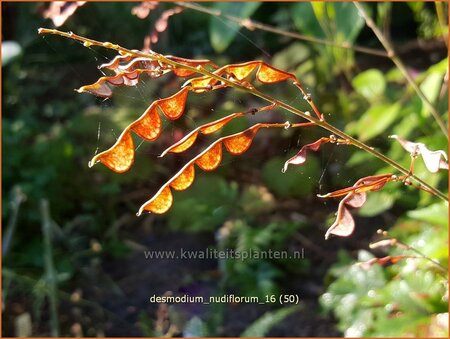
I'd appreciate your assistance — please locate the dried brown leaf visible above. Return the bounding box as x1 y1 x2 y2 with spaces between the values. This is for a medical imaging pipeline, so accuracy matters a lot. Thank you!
130 104 161 141
157 87 189 120
131 2 159 19
139 186 173 214
325 199 355 239
319 174 393 199
160 112 244 157
223 125 260 155
89 129 134 173
282 137 331 173
138 124 278 215
390 135 449 173
170 164 195 191
195 142 223 171
43 1 86 27
256 62 294 84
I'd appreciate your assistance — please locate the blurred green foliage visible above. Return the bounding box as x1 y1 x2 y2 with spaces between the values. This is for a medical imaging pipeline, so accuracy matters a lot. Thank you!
321 204 448 337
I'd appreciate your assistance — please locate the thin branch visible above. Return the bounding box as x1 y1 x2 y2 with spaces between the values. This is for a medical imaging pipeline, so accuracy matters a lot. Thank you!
354 2 448 139
435 2 448 48
398 239 448 274
37 28 448 202
2 186 25 257
371 232 448 275
176 1 389 58
40 199 60 337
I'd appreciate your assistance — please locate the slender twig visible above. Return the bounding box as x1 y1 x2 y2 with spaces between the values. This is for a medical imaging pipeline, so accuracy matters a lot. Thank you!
354 2 448 139
435 2 448 48
175 1 389 58
2 186 25 257
37 28 448 202
41 199 60 337
371 232 447 275
398 240 447 274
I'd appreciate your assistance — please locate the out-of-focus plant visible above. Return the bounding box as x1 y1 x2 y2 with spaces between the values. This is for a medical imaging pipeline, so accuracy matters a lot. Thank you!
321 202 448 337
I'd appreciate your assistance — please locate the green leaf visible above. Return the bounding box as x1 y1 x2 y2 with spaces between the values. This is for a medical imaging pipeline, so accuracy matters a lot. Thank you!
352 69 386 101
292 2 363 44
353 103 401 141
358 191 396 217
263 155 320 198
291 2 325 38
209 2 261 53
333 2 364 43
167 175 238 231
240 305 301 337
272 42 310 70
420 72 444 118
407 202 449 227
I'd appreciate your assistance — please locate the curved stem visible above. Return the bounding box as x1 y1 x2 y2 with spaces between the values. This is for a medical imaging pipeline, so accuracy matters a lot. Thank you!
38 28 448 202
175 2 389 58
354 2 448 139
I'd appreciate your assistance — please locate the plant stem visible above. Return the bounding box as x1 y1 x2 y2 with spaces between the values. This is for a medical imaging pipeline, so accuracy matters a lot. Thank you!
435 2 448 48
354 2 448 139
397 239 448 274
37 28 448 202
175 2 389 58
40 199 60 337
2 186 25 257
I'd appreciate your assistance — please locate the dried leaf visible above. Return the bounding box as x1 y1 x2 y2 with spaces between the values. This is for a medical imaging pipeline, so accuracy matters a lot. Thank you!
257 62 294 84
144 7 184 49
225 61 259 80
369 239 397 249
43 1 86 27
422 150 449 172
390 135 449 173
102 57 162 75
100 54 136 72
91 89 189 172
319 174 393 199
157 87 189 120
138 124 273 215
102 54 216 78
139 186 173 214
184 60 301 93
201 113 244 134
160 112 244 157
359 255 413 270
183 75 220 92
322 174 394 239
325 200 355 239
130 104 161 141
282 137 330 173
89 129 134 173
155 7 183 33
170 164 195 191
167 56 219 77
165 132 199 155
131 2 159 19
344 192 366 208
223 124 260 155
195 142 223 171
76 72 140 98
